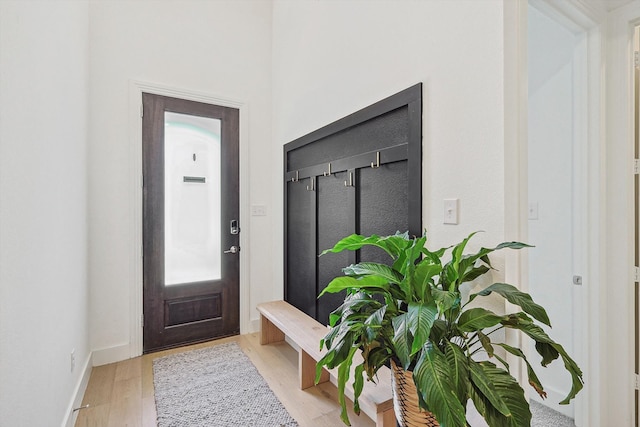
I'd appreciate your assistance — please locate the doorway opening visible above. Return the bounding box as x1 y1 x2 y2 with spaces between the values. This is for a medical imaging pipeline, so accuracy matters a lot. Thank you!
527 2 587 424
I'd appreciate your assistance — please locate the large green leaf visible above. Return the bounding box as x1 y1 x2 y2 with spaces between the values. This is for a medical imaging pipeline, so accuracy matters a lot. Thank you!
319 275 390 296
364 305 387 342
392 313 411 369
467 362 531 427
320 232 411 259
429 319 448 344
362 346 391 379
460 265 490 284
469 283 550 327
342 262 403 284
444 341 469 402
458 308 504 332
329 292 381 326
469 361 531 427
407 302 438 355
476 330 495 357
495 343 546 399
396 237 427 300
412 344 468 427
336 346 358 425
442 232 482 290
468 361 511 416
463 241 533 270
353 363 365 415
413 260 441 302
502 315 583 403
432 288 459 313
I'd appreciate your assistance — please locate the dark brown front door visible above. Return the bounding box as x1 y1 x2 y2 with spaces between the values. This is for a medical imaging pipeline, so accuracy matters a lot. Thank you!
142 93 240 353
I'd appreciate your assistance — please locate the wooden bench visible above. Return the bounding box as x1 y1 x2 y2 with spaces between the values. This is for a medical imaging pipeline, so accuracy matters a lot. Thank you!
257 300 395 427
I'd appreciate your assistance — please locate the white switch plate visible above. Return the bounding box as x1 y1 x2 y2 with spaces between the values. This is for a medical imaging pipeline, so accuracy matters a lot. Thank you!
251 204 267 216
528 202 539 220
443 199 458 224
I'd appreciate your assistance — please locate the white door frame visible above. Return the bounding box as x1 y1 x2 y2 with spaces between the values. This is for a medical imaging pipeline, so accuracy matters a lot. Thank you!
504 1 605 425
127 80 251 357
607 3 640 426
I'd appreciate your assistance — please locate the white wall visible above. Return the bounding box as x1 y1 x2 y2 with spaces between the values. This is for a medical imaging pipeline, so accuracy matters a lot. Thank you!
0 2 90 426
527 4 578 416
88 0 274 358
271 0 508 283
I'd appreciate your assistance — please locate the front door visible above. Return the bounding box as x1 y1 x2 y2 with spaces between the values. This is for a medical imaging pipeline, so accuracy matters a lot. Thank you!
142 93 240 353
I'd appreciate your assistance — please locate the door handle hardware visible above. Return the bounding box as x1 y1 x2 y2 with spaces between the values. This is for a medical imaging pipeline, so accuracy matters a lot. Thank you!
344 172 354 187
306 177 315 191
230 220 240 235
224 246 240 254
371 151 380 168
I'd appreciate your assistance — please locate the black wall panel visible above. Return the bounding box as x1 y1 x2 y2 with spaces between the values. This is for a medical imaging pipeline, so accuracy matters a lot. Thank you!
286 178 316 318
283 84 422 323
287 107 409 171
359 161 409 264
316 172 355 324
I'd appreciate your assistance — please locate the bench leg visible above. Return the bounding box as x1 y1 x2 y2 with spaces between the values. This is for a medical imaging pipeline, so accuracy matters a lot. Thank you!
260 315 285 345
299 349 329 389
376 408 396 427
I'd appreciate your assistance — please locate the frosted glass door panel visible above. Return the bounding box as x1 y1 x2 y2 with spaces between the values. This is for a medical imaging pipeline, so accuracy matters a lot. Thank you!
164 112 221 286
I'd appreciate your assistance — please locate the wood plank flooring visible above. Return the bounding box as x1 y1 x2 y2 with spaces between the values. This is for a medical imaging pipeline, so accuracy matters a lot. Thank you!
74 333 376 427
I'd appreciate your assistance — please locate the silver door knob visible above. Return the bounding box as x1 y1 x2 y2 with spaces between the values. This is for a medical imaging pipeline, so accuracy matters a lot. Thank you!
224 246 240 254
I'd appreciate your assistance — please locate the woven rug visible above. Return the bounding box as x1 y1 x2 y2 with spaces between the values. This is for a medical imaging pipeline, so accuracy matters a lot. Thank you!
153 341 299 427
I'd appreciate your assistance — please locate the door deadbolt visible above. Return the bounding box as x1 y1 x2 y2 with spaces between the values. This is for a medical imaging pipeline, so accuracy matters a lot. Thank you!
230 220 240 235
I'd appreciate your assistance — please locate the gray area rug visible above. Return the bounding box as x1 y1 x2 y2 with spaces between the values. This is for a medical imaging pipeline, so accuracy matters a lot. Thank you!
153 342 299 427
531 400 576 427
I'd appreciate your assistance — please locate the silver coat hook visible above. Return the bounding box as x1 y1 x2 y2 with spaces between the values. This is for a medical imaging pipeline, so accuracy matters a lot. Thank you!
291 170 299 182
371 152 380 168
344 172 354 187
323 163 332 176
306 177 315 191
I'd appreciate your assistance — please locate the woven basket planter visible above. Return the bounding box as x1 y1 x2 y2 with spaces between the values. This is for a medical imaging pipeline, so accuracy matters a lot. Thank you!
390 360 440 427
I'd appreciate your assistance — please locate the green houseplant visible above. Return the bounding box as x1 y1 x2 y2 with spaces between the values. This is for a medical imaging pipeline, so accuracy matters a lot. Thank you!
316 232 583 427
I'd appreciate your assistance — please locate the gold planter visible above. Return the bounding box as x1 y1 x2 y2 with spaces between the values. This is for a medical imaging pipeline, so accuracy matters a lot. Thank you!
390 360 440 427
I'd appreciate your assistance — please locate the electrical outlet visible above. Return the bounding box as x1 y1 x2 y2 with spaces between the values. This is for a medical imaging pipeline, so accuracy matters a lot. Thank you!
70 349 76 373
251 204 267 216
528 202 539 220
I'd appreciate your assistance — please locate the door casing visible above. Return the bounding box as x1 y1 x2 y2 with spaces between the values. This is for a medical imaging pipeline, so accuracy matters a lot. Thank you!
129 80 250 358
505 1 605 425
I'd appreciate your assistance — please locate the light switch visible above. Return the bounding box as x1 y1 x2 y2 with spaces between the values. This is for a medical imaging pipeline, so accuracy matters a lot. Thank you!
444 199 459 224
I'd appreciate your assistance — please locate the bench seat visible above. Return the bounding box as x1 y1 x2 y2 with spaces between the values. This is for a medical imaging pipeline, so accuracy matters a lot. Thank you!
257 300 395 427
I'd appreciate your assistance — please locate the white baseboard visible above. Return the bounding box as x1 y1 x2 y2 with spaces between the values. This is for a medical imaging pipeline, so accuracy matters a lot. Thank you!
61 352 93 427
92 343 131 366
249 317 260 333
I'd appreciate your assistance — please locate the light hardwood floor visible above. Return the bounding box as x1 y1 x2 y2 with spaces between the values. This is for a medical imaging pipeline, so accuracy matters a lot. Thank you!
74 332 376 427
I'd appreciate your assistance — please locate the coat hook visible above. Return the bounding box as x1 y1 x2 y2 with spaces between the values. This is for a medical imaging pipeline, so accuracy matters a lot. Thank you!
371 152 380 168
344 172 354 187
306 177 315 191
291 170 299 182
323 163 332 176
